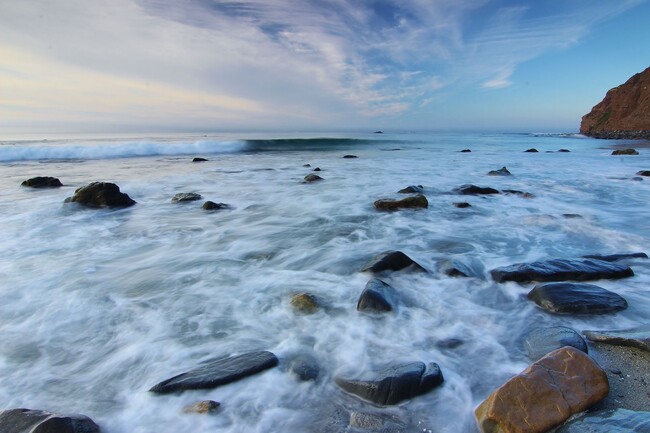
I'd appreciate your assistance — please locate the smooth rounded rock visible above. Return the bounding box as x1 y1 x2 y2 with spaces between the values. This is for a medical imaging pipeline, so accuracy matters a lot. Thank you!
523 326 588 361
303 174 323 183
612 149 639 155
528 282 628 314
357 279 397 313
0 408 100 433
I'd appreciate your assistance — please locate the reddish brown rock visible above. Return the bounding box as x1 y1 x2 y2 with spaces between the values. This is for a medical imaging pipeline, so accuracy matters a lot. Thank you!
580 67 650 139
475 346 609 433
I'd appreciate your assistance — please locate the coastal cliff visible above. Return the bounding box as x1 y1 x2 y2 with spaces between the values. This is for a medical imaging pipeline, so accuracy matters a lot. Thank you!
580 66 650 139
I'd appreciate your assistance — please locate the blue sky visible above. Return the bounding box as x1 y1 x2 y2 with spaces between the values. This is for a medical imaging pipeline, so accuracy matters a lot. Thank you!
1 0 648 135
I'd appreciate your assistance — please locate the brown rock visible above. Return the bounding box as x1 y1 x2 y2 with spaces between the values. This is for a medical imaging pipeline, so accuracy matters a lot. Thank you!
303 174 323 183
475 346 609 433
290 293 319 314
581 67 650 138
611 148 639 155
182 400 220 414
374 194 428 210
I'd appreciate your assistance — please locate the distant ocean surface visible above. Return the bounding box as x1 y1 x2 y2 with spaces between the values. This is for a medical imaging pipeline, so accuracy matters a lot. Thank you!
1 131 649 432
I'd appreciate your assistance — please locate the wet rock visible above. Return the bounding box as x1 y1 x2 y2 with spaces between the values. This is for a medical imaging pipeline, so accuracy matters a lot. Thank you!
528 282 628 314
582 252 648 262
525 148 539 152
453 202 471 208
475 346 609 433
556 408 650 432
361 251 426 274
439 259 485 279
584 326 650 353
171 192 202 202
523 326 588 361
149 350 279 394
304 174 324 183
374 131 383 134
563 213 583 219
335 361 443 405
288 353 320 382
502 189 534 198
313 167 321 171
357 279 397 313
490 258 634 283
343 155 358 159
0 408 100 433
21 176 63 188
612 148 639 155
64 182 136 208
397 185 423 194
638 170 650 176
202 201 230 211
182 400 220 414
453 184 499 195
558 149 571 152
290 293 319 314
303 163 311 167
192 157 208 162
487 166 511 176
436 338 464 349
460 149 472 153
374 194 428 210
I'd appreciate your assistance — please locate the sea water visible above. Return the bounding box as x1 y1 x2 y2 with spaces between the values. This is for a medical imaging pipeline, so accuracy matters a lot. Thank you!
0 132 649 432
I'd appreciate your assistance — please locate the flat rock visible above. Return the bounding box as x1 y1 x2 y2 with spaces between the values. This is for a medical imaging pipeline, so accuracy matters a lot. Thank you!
584 326 650 353
583 252 648 262
0 408 100 433
21 176 63 188
397 185 423 194
558 149 571 152
453 184 499 195
528 282 628 314
192 157 208 162
453 202 471 208
612 149 639 155
523 326 587 361
335 361 443 405
304 174 324 183
149 351 279 394
361 251 426 274
638 170 650 176
556 408 650 432
202 201 230 211
64 182 136 208
460 149 472 152
374 194 428 210
357 279 397 313
490 258 634 283
171 192 202 202
487 167 511 176
182 400 220 414
343 155 358 159
475 346 609 433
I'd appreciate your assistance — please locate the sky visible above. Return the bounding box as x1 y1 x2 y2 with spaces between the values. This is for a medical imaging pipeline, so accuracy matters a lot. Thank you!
1 0 649 136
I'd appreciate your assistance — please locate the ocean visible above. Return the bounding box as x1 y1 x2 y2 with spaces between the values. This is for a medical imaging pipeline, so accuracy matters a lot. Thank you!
1 131 649 432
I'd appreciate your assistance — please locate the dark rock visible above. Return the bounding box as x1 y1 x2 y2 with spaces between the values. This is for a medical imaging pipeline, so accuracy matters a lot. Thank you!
528 282 628 314
487 166 511 176
192 157 208 162
303 163 311 167
202 201 230 211
288 354 320 382
374 194 428 210
439 259 485 279
357 279 397 313
0 408 100 433
584 326 650 353
638 170 650 176
453 184 499 195
612 148 639 155
397 185 423 194
21 176 63 188
453 202 471 208
182 400 220 414
64 182 136 208
290 293 319 314
436 338 464 349
523 326 588 361
525 148 539 152
582 252 648 262
503 189 534 198
304 174 324 183
563 214 583 219
149 351 279 394
335 361 443 405
555 408 650 432
558 149 571 152
373 131 384 134
171 192 202 203
343 155 358 159
460 149 472 153
490 258 634 283
313 167 321 172
361 251 426 274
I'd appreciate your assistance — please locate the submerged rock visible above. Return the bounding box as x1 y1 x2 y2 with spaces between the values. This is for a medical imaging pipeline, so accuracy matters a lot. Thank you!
313 167 321 171
397 185 423 194
288 353 320 382
637 170 650 176
528 282 628 314
21 176 63 188
490 258 634 283
65 182 136 208
192 157 208 162
0 408 100 433
558 149 571 152
460 149 472 152
202 201 230 211
149 351 279 394
335 361 443 405
182 400 220 414
612 148 639 155
453 184 499 195
475 346 609 433
453 202 471 208
357 279 397 313
303 174 324 183
524 148 539 152
361 251 426 274
439 259 485 279
502 189 534 198
343 155 358 159
171 192 202 203
374 194 428 210
523 326 588 361
584 326 650 353
582 252 648 262
290 293 319 314
487 167 511 176
556 408 650 432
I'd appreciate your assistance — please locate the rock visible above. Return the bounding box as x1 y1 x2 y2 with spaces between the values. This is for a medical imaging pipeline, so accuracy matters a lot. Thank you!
21 176 63 188
303 163 311 167
523 326 588 361
638 170 650 176
374 131 384 134
64 182 136 208
202 201 230 211
357 279 397 313
361 251 426 274
475 346 609 433
581 66 650 139
555 408 650 432
397 185 423 194
558 149 571 152
453 184 499 195
439 259 485 279
502 189 534 198
490 258 634 283
288 354 320 382
374 194 428 210
313 167 321 171
335 361 443 405
612 148 639 155
343 155 358 159
487 167 511 176
563 213 583 219
0 408 100 433
149 350 279 394
436 338 464 349
182 400 220 414
192 157 208 162
582 252 648 262
460 149 472 153
290 293 319 314
584 326 650 353
453 202 471 208
525 148 539 152
304 174 324 183
528 282 628 314
171 192 202 202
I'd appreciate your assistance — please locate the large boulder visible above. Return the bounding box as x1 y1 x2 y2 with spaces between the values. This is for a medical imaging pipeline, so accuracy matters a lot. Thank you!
357 279 397 313
64 182 135 208
149 351 279 394
523 326 588 361
335 361 443 405
528 282 628 314
555 408 650 432
490 258 634 283
475 346 609 433
21 176 63 188
584 326 650 353
453 184 499 195
0 408 100 433
374 194 428 210
361 251 426 274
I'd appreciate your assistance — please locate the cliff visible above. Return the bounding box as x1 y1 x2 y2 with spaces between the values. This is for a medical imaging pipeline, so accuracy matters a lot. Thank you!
580 66 650 139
